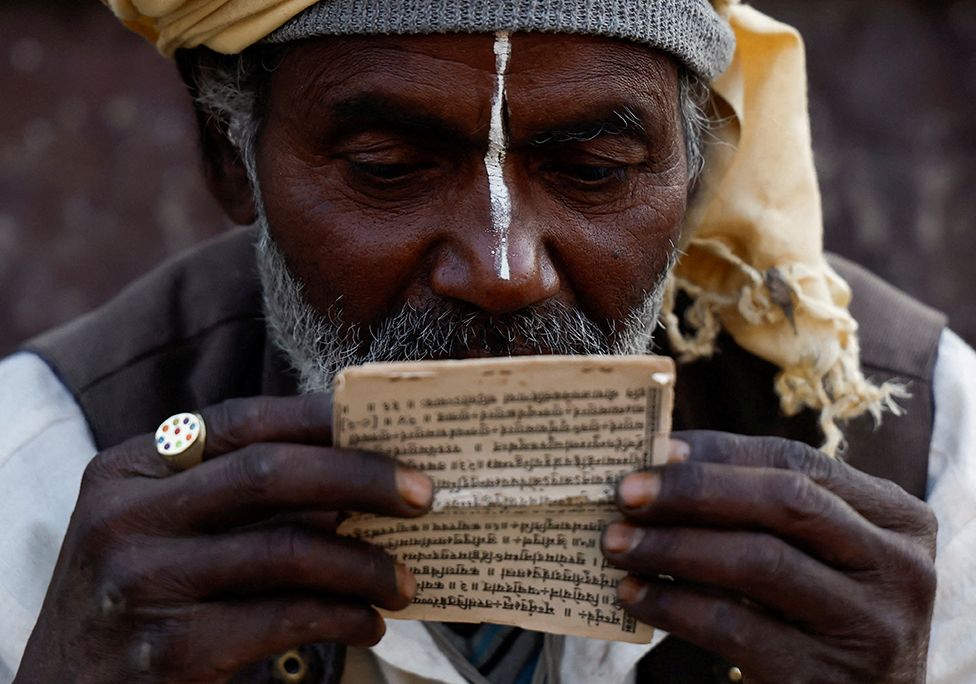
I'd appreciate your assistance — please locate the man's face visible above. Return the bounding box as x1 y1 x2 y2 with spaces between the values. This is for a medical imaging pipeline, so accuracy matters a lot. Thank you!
247 32 689 385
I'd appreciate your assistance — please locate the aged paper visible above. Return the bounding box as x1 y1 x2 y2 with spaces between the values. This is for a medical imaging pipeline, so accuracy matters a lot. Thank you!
333 355 674 643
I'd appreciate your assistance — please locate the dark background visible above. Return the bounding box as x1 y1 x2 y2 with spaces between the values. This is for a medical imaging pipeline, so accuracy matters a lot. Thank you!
1 0 974 356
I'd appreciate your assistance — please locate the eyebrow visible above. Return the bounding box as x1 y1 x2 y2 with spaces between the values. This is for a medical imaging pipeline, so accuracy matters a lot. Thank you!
324 95 656 150
528 106 648 147
328 94 472 145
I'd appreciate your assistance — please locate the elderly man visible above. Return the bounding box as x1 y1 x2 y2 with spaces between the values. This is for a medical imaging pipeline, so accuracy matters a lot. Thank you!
2 0 974 682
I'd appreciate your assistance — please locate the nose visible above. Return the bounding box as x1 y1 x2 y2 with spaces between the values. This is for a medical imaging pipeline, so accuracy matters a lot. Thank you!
430 212 561 315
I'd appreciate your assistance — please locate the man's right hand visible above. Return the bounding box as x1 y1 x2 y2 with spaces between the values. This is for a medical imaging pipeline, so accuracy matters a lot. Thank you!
14 394 432 683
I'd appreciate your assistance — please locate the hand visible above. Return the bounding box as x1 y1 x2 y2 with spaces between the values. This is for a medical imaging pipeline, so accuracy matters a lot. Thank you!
15 395 433 684
601 431 937 684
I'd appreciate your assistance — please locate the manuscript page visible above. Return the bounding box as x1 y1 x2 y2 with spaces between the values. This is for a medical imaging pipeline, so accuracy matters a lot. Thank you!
333 355 674 643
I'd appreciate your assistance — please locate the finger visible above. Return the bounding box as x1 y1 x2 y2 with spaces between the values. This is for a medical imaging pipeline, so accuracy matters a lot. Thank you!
86 394 334 481
201 394 333 456
672 431 936 542
162 527 415 611
136 597 383 680
257 509 343 534
146 444 433 531
616 461 886 569
617 577 833 684
602 523 865 627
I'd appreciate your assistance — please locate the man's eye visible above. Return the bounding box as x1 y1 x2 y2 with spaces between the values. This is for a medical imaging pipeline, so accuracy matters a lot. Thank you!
350 161 429 181
546 164 629 186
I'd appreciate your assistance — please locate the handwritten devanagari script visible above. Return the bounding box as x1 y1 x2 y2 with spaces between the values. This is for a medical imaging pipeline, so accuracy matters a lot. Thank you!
333 355 674 643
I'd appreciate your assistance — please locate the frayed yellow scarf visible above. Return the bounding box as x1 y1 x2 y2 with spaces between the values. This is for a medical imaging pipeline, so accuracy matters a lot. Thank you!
663 2 905 455
102 0 319 55
104 0 904 455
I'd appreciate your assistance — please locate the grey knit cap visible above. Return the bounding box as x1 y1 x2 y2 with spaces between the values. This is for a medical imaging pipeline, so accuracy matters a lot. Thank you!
265 0 735 80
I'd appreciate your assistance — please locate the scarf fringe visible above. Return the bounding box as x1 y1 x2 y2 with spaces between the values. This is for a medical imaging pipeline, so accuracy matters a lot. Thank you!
661 258 909 458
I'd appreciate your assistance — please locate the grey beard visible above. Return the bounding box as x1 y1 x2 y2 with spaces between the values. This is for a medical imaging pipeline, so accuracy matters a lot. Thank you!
254 207 674 395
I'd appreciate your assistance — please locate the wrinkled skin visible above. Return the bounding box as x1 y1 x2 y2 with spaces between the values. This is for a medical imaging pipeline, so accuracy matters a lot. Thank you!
17 395 431 682
250 33 688 330
604 433 937 684
16 33 937 683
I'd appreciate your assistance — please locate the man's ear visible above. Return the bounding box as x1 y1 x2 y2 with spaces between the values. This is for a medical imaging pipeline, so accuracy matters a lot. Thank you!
202 116 258 226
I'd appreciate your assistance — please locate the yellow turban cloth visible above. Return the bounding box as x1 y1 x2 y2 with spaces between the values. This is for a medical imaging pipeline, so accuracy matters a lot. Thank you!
104 0 906 455
101 0 320 56
664 1 905 455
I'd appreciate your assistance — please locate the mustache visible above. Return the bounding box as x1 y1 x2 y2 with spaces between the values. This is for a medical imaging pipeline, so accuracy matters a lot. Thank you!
362 299 616 362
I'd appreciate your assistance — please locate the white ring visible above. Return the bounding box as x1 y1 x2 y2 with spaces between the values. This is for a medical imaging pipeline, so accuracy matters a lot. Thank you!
155 412 206 470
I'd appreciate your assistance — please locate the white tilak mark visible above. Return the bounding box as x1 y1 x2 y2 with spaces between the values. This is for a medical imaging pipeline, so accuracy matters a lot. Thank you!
485 31 512 281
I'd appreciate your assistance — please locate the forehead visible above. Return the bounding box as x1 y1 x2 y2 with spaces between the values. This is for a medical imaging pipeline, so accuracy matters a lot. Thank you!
267 33 680 131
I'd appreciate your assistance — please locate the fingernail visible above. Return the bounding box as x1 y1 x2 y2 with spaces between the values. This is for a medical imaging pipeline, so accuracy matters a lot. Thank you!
617 576 648 604
668 439 691 463
396 468 433 509
619 472 661 509
603 522 643 554
395 562 417 600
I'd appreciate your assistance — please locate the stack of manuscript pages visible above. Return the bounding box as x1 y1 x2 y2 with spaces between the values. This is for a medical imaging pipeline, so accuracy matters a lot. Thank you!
333 355 675 643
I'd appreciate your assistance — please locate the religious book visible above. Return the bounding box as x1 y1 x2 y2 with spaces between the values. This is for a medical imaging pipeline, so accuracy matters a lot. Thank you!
333 355 675 643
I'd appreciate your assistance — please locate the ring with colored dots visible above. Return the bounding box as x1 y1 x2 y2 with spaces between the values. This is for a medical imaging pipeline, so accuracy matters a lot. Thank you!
154 412 207 471
154 412 202 456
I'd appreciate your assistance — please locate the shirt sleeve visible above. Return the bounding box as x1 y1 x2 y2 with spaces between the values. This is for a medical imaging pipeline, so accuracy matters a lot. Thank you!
0 352 97 681
925 329 976 683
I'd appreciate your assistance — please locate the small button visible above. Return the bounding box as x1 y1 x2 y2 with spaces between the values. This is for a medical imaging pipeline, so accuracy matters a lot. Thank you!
728 666 744 682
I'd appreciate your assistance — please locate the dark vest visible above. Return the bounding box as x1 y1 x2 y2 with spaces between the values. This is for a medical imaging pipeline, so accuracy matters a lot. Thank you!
26 226 946 684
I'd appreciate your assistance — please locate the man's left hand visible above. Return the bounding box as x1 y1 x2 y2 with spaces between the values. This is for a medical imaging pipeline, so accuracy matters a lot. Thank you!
601 431 937 684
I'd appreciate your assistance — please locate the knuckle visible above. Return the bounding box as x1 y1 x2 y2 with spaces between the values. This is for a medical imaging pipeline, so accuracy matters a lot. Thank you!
870 479 938 547
842 574 931 673
875 476 907 500
865 468 919 506
710 600 749 652
207 397 265 450
924 515 939 550
869 613 904 664
128 623 178 675
95 580 130 620
97 546 175 610
270 595 383 646
876 477 927 518
206 398 241 449
98 556 142 607
235 446 280 498
801 448 835 482
747 536 791 583
712 431 754 464
778 472 829 522
762 435 825 475
267 526 313 576
81 447 136 488
236 398 271 432
756 434 794 460
127 610 210 680
275 597 320 638
80 456 107 488
913 501 939 545
902 545 938 603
